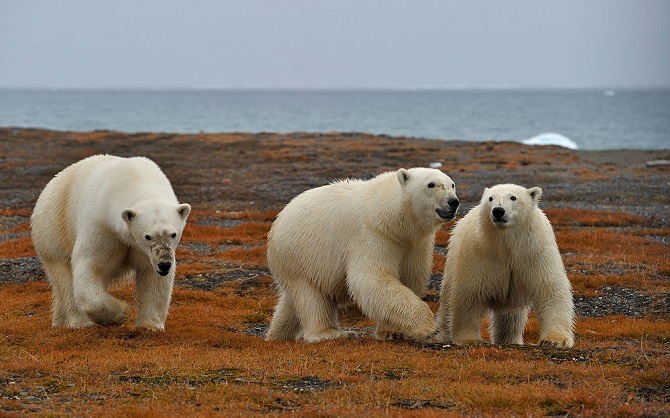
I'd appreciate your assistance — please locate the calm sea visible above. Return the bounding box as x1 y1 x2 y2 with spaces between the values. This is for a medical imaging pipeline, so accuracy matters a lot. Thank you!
1 88 669 150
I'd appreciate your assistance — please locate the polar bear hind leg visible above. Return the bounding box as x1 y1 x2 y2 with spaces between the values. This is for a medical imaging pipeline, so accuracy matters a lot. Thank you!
134 264 174 330
43 258 94 327
266 292 303 341
291 283 350 342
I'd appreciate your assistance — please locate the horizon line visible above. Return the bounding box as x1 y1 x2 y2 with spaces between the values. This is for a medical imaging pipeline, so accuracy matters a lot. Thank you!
2 84 670 91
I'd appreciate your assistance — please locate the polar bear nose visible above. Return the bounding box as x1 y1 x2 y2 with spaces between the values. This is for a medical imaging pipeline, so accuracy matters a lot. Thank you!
448 198 460 209
492 207 506 219
157 261 172 275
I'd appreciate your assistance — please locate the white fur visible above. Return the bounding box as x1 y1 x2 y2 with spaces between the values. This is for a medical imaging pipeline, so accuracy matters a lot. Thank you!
266 168 459 342
436 184 575 348
31 155 191 329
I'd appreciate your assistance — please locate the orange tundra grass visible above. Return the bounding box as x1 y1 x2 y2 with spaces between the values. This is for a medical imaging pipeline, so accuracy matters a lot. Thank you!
0 208 668 416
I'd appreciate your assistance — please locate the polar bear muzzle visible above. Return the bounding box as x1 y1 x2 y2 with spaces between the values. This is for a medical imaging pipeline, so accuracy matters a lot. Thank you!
157 262 172 276
436 197 460 220
151 235 175 276
491 206 508 225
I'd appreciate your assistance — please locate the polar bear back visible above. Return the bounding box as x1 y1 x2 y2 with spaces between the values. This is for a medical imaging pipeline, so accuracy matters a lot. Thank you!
267 172 403 294
31 155 179 258
79 155 177 206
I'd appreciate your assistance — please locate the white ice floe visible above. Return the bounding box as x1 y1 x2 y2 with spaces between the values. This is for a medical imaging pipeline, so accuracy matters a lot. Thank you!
521 133 579 150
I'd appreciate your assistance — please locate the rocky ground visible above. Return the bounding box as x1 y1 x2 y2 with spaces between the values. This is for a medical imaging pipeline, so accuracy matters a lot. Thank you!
1 127 669 320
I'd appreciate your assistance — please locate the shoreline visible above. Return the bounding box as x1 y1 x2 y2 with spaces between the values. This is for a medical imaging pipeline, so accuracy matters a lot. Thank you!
3 87 670 150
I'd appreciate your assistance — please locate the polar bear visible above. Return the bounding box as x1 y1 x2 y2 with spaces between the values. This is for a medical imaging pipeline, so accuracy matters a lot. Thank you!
265 168 459 342
436 184 575 348
31 155 191 330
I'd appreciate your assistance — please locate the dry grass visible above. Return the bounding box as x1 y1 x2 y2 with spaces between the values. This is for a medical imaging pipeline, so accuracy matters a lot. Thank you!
0 236 35 259
1 127 668 417
1 206 669 417
544 208 647 228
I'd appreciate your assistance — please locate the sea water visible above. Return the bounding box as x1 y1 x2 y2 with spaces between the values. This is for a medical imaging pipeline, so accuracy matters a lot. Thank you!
1 88 668 150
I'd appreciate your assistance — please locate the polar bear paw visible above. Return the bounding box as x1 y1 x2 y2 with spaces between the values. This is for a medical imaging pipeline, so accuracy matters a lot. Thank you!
55 314 95 329
374 329 406 341
375 308 437 342
134 321 165 331
452 330 487 345
85 298 131 326
303 328 354 342
539 333 574 349
374 329 436 343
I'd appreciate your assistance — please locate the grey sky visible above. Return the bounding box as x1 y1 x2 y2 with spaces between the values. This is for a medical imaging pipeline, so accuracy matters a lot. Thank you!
1 0 669 89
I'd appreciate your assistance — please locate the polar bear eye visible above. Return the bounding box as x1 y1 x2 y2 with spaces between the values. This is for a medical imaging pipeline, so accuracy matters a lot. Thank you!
171 232 177 238
452 183 455 189
145 235 152 241
510 196 517 201
488 196 493 202
427 182 435 188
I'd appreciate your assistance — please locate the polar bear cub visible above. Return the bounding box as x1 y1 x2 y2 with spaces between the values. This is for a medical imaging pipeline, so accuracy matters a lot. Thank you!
436 184 575 348
31 155 191 329
266 168 459 342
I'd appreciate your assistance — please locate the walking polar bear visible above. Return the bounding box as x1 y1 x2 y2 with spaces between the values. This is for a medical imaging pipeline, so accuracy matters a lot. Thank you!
436 184 575 348
31 155 191 330
266 168 459 342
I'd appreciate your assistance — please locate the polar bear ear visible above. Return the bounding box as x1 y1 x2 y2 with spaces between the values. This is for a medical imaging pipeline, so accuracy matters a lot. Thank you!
397 168 410 186
122 209 137 223
177 203 191 220
528 187 542 204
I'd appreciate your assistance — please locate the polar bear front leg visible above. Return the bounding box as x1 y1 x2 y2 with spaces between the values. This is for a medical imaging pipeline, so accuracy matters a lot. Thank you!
134 265 173 330
531 272 576 348
399 237 433 296
373 243 435 341
348 266 436 342
71 258 131 326
535 298 575 349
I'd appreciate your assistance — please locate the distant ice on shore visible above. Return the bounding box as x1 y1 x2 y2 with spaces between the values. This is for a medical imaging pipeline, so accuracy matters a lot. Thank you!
521 133 578 150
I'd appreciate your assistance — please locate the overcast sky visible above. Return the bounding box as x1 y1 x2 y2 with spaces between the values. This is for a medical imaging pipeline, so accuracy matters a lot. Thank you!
1 0 669 89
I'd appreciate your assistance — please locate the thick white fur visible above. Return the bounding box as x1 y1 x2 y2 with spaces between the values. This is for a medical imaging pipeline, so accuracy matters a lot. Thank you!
31 155 191 330
266 168 459 342
436 184 575 348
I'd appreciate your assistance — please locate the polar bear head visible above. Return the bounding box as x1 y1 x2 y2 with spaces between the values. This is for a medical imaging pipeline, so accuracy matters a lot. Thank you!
481 184 542 228
396 167 459 226
122 201 191 276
